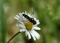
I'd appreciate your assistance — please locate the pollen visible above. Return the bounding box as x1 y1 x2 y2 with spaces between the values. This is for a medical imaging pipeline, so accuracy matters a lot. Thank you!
25 22 33 30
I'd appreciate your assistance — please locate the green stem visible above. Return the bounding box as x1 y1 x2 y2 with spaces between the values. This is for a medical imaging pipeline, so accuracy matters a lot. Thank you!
7 31 20 43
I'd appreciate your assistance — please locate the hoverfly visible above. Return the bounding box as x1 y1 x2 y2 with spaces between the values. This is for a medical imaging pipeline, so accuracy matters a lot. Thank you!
22 14 36 25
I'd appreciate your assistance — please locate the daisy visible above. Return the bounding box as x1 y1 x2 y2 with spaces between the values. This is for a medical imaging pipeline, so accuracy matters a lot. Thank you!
14 11 41 41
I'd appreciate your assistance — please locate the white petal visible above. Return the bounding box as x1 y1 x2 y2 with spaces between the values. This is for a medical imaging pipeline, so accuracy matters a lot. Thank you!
36 20 40 25
23 17 28 22
19 28 26 32
28 14 32 18
19 14 24 21
19 13 28 22
20 22 24 25
16 15 20 18
30 31 36 41
16 24 25 28
14 16 19 20
25 11 27 15
14 14 24 22
19 13 22 17
19 13 26 22
26 30 31 39
15 15 20 20
32 30 40 39
33 27 41 30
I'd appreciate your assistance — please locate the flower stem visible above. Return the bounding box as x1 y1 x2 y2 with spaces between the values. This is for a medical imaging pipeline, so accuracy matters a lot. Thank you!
7 31 20 43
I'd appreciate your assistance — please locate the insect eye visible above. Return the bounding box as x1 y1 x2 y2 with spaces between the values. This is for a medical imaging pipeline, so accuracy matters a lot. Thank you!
23 14 26 17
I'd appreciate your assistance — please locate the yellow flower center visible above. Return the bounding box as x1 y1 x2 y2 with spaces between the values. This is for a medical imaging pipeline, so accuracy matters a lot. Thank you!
25 22 33 30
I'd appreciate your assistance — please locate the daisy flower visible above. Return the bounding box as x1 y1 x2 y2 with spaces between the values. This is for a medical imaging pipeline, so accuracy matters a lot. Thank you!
14 11 41 41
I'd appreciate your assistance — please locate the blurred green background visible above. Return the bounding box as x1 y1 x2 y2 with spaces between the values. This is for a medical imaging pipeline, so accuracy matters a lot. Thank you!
0 0 60 43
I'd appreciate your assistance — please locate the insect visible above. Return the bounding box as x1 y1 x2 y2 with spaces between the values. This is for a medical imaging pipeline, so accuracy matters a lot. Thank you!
23 14 36 25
